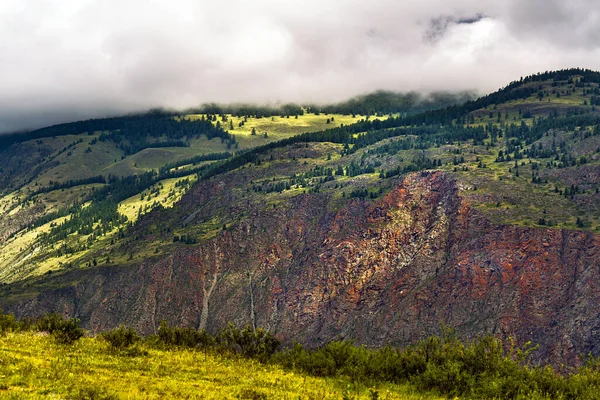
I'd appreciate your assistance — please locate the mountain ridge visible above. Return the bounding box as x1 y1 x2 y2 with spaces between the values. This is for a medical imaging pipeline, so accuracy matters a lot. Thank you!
1 68 600 367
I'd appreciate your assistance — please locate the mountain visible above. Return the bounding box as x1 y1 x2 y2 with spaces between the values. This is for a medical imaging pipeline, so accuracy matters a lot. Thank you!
1 69 599 367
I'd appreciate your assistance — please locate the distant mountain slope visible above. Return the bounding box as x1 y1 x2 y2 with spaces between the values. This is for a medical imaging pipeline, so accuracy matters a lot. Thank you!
1 69 600 367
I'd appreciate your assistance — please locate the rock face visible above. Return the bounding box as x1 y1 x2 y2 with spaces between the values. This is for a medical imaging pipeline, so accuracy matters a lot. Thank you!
6 171 600 366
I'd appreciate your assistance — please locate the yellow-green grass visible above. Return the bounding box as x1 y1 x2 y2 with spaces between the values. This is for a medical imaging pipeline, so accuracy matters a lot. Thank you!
185 113 373 146
466 79 594 127
0 215 70 283
35 134 92 155
118 174 197 223
0 184 108 282
33 134 124 187
0 172 197 283
103 137 230 175
2 184 103 220
10 174 200 275
452 150 589 230
471 76 595 126
21 133 219 188
28 184 104 219
0 192 23 217
0 332 438 400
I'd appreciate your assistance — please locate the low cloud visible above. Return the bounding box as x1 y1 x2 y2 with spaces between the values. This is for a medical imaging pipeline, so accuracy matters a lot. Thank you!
1 0 600 133
425 13 487 43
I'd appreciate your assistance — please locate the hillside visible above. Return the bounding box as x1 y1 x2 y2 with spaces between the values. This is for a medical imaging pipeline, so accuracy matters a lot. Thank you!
0 111 382 282
0 69 600 369
0 90 473 284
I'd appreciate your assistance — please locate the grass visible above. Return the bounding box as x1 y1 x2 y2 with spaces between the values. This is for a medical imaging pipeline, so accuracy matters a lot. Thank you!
0 191 22 216
103 137 230 175
0 215 72 283
448 141 600 230
185 113 373 146
2 315 600 400
1 173 199 280
118 174 197 223
0 332 437 400
467 78 596 126
34 134 124 187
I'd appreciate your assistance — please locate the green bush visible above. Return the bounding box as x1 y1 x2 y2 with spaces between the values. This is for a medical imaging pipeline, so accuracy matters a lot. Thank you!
152 322 280 362
217 323 280 363
273 329 600 399
101 325 141 350
36 313 85 345
0 309 22 334
68 384 119 400
156 320 215 349
237 388 268 400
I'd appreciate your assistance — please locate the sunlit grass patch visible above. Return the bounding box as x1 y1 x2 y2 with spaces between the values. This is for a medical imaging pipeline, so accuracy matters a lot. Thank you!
0 332 436 399
185 113 372 143
118 174 197 223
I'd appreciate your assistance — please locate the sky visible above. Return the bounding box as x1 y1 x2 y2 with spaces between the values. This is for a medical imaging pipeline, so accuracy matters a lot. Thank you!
1 0 600 133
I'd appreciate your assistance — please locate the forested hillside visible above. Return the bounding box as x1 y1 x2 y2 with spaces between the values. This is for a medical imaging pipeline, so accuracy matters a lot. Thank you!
0 69 599 373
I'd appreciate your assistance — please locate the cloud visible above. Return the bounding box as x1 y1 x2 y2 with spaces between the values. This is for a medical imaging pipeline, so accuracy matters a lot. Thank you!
425 13 487 43
1 0 600 133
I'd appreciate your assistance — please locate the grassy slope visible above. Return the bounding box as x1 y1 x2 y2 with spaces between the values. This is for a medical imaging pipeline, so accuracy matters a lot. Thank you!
34 135 123 186
0 113 379 283
0 332 436 400
5 113 366 197
0 173 197 282
467 76 592 126
0 216 71 282
457 77 600 230
186 113 367 142
118 174 197 223
2 74 599 286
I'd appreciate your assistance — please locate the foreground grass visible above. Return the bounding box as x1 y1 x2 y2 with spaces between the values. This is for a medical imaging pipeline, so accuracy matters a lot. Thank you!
0 332 437 400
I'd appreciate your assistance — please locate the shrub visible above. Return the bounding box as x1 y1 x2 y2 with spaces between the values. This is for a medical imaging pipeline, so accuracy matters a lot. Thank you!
237 388 268 400
272 328 597 399
156 320 215 349
36 313 85 345
101 325 141 350
68 384 119 400
275 340 376 384
0 309 22 334
217 323 280 362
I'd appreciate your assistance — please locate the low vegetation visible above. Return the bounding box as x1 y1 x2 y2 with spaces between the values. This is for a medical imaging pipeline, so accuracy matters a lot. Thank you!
0 311 437 399
1 310 600 399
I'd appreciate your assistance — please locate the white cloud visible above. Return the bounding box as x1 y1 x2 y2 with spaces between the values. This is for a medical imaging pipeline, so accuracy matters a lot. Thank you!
1 0 599 132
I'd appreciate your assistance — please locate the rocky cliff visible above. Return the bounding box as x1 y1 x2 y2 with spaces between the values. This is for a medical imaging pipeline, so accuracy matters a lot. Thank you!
5 171 600 366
